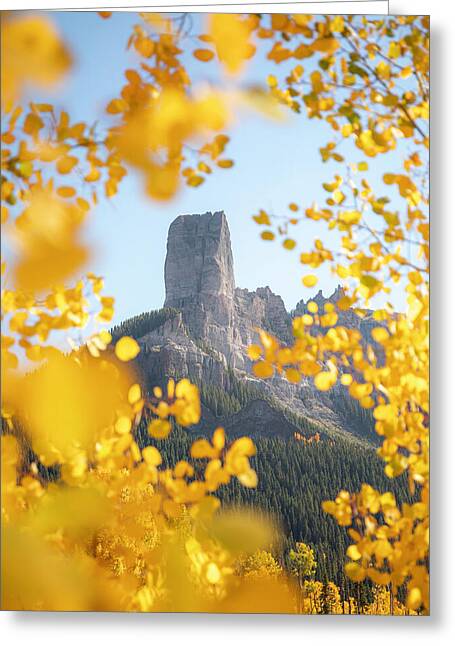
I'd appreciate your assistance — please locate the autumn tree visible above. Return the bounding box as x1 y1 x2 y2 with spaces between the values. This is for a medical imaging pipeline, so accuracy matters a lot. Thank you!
289 541 317 611
1 11 428 613
235 549 283 580
245 14 429 614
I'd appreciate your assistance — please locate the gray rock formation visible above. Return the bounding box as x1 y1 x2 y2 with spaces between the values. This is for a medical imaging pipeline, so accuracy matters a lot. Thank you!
164 212 235 307
293 285 385 347
162 211 292 371
135 211 376 444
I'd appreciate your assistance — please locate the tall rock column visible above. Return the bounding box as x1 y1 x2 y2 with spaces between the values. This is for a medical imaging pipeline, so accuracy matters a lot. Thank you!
164 211 236 355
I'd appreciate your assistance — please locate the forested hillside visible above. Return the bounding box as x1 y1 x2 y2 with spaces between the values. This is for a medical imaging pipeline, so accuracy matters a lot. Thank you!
135 420 414 604
112 307 378 446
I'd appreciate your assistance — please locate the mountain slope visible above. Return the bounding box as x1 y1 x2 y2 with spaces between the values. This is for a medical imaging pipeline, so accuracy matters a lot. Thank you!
113 210 379 446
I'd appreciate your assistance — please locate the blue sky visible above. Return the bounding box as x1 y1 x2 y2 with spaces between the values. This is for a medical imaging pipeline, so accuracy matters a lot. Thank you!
25 11 411 325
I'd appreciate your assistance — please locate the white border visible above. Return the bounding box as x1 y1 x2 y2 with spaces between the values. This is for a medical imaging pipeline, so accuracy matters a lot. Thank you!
2 1 455 644
1 2 389 13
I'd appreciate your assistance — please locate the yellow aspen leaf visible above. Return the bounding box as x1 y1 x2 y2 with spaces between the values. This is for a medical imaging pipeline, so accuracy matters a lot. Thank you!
359 396 374 409
206 562 222 584
330 16 345 33
174 460 194 478
191 438 217 459
35 103 53 112
56 186 76 198
253 361 274 379
373 404 395 422
148 419 171 440
345 562 366 582
332 189 345 205
302 274 318 288
105 179 118 198
346 544 361 561
388 41 401 59
2 131 14 144
212 427 225 451
237 468 258 488
349 382 373 400
142 445 162 467
135 37 154 58
12 190 90 292
288 203 299 212
312 37 340 54
209 14 252 74
197 161 212 174
128 383 142 405
261 231 275 241
57 156 78 174
320 311 338 327
338 211 361 225
115 336 140 362
193 49 214 62
217 159 234 169
247 344 262 360
115 416 132 435
187 175 205 187
383 173 396 185
76 197 90 212
2 16 72 109
23 113 44 136
106 98 128 114
336 295 354 310
167 379 175 399
407 587 422 610
371 327 389 343
85 167 101 182
153 386 162 399
408 270 423 285
230 436 256 457
146 164 180 201
314 371 336 391
282 238 296 250
253 210 270 225
307 301 318 314
340 374 353 386
285 368 301 383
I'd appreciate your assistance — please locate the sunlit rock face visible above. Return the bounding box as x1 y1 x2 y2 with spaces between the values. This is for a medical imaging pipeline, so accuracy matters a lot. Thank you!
163 211 292 370
137 211 379 443
164 211 235 308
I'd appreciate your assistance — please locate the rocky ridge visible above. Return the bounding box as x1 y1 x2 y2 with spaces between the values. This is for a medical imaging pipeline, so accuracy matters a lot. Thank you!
134 211 376 444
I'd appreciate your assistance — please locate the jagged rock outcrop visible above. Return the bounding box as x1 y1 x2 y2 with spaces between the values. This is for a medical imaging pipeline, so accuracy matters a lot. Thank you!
162 211 292 371
133 211 376 444
293 285 384 346
164 211 235 307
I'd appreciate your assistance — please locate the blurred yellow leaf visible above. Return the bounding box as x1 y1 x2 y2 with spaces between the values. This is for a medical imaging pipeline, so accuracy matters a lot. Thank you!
115 336 140 362
209 14 253 74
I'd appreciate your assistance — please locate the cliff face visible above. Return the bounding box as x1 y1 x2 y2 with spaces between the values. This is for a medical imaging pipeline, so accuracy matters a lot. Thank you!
137 211 376 443
164 212 235 307
162 211 292 371
293 286 385 348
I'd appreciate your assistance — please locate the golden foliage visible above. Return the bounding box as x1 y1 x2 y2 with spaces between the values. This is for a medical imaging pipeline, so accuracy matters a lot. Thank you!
1 11 428 613
247 13 429 613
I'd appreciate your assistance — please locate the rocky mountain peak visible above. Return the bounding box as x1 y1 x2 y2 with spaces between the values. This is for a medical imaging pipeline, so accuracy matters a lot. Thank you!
164 211 235 309
129 211 379 444
293 284 346 316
